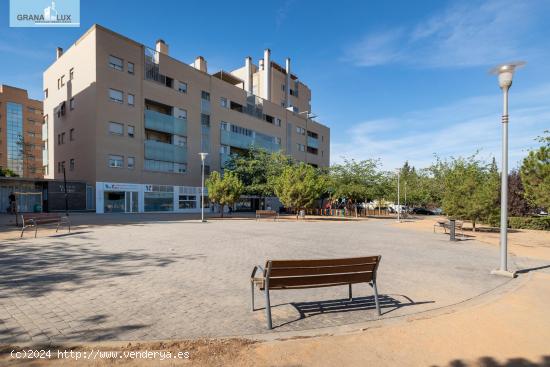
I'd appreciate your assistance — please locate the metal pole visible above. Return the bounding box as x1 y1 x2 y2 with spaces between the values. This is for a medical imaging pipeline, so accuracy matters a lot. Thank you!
63 165 69 216
201 158 205 222
397 170 400 222
500 87 509 271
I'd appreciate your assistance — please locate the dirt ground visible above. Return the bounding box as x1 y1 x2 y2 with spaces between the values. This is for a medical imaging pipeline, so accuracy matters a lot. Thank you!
393 215 550 261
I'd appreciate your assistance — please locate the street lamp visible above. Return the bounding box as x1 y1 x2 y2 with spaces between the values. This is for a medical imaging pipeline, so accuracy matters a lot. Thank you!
199 152 208 222
395 168 401 223
489 61 525 278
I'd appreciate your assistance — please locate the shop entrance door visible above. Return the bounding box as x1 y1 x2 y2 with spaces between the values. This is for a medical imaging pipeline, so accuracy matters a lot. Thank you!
125 191 139 213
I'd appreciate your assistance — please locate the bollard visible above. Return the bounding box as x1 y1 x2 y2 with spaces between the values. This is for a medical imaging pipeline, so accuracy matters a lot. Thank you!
450 219 456 241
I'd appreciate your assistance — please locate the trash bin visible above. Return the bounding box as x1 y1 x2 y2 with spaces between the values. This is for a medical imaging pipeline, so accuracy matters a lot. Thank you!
449 219 456 241
299 210 305 218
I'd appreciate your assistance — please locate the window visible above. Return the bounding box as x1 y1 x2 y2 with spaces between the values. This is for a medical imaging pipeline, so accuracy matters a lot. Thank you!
60 75 65 87
69 159 75 171
44 89 48 99
201 91 210 101
61 132 65 144
128 62 134 74
57 134 61 145
69 68 74 80
127 125 135 138
275 118 281 126
57 78 61 89
173 135 187 146
264 114 274 123
128 93 135 106
109 88 123 103
201 113 210 127
275 137 281 145
296 126 306 135
109 122 124 135
179 195 197 209
69 98 75 110
297 143 305 152
175 108 187 119
220 97 228 108
178 82 187 93
220 121 230 131
108 155 123 168
282 84 286 91
70 128 75 141
109 55 123 71
127 156 135 169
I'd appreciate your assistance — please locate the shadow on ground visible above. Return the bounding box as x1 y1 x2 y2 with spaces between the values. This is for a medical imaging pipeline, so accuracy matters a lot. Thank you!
435 355 550 367
0 238 205 298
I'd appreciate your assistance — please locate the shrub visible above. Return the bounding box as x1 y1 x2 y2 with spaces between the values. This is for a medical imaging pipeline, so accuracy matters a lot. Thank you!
508 216 550 231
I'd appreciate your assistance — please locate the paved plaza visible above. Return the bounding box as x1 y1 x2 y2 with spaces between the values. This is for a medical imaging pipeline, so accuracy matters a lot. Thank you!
0 215 539 344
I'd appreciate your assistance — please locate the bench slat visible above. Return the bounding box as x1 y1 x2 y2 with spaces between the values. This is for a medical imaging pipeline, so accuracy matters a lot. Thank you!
268 272 375 289
269 256 380 268
269 263 378 277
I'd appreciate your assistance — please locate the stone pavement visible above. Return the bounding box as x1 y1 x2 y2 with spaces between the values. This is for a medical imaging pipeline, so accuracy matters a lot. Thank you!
0 216 541 344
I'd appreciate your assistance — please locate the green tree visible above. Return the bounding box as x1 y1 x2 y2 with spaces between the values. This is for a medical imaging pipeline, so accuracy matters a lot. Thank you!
272 163 326 219
0 167 19 177
205 171 244 218
440 155 499 231
224 147 292 207
520 131 550 210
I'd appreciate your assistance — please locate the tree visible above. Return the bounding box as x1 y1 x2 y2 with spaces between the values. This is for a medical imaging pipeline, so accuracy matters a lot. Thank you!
508 170 531 216
272 163 326 219
205 171 244 218
0 167 19 177
224 147 292 208
440 155 499 231
520 131 550 210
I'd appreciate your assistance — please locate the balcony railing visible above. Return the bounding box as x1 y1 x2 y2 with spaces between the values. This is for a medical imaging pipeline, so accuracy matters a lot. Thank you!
145 110 187 136
144 140 187 163
220 130 280 152
307 136 319 148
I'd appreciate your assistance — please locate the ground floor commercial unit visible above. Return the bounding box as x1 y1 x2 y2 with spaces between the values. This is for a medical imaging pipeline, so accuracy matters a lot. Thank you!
95 181 282 214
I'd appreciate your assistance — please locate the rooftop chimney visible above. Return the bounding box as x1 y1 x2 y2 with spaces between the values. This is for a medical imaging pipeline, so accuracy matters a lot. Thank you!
155 39 169 55
56 47 63 59
263 49 271 101
285 57 291 107
193 56 207 73
245 57 253 94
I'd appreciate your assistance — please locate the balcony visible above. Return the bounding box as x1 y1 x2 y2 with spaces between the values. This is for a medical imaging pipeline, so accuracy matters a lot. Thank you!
220 130 280 152
307 136 319 148
144 140 187 163
42 150 48 165
145 110 187 136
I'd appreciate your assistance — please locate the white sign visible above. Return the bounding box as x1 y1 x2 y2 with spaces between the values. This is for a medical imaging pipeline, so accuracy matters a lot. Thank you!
103 183 140 192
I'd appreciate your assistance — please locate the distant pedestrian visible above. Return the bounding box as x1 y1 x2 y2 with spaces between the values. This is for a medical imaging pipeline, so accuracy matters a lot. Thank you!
8 192 16 214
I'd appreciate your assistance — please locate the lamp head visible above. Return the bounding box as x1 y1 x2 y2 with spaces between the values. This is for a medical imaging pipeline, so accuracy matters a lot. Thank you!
489 61 526 89
198 152 208 161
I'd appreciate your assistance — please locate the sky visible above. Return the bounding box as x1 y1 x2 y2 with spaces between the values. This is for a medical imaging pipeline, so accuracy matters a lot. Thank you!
1 0 549 170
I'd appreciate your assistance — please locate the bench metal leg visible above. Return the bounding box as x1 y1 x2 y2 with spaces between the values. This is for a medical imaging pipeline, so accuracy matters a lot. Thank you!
348 283 353 301
372 281 381 316
265 288 272 330
250 281 255 311
20 226 26 238
56 223 60 233
35 225 38 238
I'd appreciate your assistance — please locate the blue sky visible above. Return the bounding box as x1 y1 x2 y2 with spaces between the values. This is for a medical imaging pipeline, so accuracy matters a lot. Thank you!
1 0 549 170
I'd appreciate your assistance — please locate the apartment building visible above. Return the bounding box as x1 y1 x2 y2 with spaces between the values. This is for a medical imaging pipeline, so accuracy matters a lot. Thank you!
43 24 330 214
0 85 43 178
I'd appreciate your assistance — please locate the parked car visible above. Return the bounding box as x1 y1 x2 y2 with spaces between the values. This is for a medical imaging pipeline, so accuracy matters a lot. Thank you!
411 207 435 215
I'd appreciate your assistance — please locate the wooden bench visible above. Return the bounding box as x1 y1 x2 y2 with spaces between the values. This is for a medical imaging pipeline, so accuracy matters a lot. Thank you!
250 255 382 329
20 213 71 238
434 220 464 239
255 210 279 221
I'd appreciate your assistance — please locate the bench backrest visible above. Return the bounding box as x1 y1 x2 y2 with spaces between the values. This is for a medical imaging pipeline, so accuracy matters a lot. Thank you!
256 210 277 215
264 256 381 289
21 213 62 222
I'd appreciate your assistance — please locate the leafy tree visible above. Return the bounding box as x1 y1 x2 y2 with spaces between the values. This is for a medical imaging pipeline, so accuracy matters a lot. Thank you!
272 163 326 219
520 131 550 210
0 167 19 177
440 155 499 231
205 171 244 218
224 147 292 208
508 170 531 216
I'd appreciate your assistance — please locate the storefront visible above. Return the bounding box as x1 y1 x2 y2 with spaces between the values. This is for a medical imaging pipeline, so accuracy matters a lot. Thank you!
96 182 204 214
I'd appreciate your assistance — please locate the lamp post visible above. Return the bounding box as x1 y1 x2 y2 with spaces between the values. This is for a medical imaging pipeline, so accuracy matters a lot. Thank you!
199 152 208 222
489 61 525 278
395 168 400 223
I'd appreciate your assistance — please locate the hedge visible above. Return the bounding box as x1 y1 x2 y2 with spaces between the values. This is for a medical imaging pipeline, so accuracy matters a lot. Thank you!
508 216 550 231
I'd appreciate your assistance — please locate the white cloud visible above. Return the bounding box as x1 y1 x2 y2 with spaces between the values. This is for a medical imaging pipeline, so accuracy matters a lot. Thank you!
344 0 544 68
331 84 550 170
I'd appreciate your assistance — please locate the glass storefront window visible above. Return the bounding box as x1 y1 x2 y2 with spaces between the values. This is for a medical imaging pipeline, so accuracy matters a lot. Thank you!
178 195 196 209
144 192 173 212
104 191 125 212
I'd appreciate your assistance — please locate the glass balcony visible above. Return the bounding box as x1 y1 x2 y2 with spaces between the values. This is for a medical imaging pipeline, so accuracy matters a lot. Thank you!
220 130 280 152
42 150 48 165
307 136 319 148
220 153 231 167
144 140 187 164
145 110 187 136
